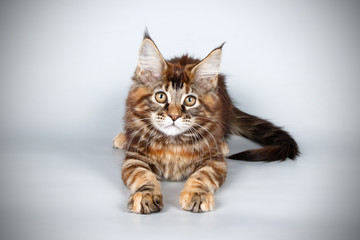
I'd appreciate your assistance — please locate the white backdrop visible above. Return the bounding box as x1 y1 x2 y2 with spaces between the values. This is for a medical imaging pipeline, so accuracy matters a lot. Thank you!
0 1 359 240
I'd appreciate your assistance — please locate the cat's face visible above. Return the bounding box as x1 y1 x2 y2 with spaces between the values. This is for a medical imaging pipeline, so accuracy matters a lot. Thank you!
127 35 223 137
150 84 199 136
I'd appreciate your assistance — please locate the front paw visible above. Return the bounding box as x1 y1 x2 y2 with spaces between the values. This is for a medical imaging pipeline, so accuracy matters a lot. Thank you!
179 190 215 213
128 190 163 214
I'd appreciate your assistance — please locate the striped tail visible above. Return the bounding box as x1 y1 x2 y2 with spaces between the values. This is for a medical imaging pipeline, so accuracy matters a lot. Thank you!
227 107 299 162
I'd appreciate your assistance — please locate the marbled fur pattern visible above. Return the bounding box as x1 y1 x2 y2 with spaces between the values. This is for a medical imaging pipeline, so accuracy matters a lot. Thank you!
117 32 299 214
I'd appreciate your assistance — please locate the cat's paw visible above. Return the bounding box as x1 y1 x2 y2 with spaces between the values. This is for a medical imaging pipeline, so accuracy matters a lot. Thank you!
128 191 163 214
179 190 215 213
113 132 126 149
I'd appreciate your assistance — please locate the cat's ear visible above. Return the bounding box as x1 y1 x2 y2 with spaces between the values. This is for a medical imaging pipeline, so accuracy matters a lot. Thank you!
191 44 223 92
136 34 167 86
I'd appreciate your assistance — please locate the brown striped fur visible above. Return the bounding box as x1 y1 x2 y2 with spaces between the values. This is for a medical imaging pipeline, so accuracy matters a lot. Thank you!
117 31 299 214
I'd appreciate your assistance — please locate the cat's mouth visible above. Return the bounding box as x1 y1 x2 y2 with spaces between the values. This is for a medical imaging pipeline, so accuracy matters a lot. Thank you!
151 115 187 136
164 124 181 131
165 124 179 129
159 124 184 136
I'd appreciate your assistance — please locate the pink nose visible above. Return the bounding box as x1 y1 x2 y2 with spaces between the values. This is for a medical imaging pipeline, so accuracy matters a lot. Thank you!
169 114 180 121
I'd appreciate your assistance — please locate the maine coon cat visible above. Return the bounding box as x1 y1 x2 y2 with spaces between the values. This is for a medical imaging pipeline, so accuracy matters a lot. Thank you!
114 31 299 214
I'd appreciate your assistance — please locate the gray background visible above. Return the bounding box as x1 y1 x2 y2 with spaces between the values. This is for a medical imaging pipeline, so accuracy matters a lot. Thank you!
1 0 359 240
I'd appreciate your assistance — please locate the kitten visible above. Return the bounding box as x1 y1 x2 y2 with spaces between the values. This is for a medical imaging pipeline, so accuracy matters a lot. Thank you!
115 31 299 214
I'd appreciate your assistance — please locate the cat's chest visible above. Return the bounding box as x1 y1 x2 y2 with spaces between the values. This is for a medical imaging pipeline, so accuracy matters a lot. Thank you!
147 143 199 181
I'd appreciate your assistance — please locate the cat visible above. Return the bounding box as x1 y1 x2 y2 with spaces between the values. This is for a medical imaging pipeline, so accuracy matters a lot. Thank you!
114 31 299 214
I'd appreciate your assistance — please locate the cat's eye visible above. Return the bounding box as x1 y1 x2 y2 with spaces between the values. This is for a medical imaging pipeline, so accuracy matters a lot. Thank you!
155 92 167 103
184 96 196 107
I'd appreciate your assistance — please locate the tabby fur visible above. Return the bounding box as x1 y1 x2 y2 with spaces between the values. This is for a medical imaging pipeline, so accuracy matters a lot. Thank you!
116 31 299 214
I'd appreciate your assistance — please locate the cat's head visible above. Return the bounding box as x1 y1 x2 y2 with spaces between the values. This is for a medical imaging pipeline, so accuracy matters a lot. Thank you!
127 32 223 137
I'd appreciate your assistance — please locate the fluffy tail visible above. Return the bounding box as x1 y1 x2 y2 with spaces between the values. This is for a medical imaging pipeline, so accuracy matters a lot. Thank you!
227 108 299 162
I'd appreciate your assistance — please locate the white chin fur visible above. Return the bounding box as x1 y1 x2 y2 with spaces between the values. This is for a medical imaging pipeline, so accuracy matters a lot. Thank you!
161 125 184 136
153 117 187 136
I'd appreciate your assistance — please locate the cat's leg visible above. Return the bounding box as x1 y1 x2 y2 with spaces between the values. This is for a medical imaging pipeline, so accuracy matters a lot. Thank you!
113 132 126 149
122 158 163 214
179 158 227 213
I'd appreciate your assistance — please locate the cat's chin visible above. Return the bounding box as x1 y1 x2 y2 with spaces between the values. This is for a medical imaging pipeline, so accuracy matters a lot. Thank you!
158 125 185 137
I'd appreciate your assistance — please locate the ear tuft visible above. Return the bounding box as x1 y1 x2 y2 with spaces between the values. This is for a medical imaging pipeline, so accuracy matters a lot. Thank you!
136 37 166 86
143 27 151 40
191 47 222 92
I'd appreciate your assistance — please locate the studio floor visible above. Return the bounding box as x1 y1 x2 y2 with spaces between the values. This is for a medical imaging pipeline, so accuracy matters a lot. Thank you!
1 135 359 240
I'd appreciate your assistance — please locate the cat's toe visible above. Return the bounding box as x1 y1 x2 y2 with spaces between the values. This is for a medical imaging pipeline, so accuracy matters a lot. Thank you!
128 191 163 214
179 190 214 213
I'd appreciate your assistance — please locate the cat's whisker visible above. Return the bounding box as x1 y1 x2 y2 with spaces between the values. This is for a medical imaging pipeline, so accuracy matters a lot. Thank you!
125 124 151 153
124 107 154 115
124 117 152 128
131 125 156 160
135 124 155 148
195 116 233 129
119 33 299 214
187 126 205 160
189 126 213 161
191 122 221 160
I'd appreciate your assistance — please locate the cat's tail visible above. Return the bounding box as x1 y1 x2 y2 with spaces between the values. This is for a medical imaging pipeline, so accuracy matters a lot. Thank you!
227 107 299 162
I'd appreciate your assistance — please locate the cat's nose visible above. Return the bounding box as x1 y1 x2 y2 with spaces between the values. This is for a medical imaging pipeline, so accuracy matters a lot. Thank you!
169 114 180 121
